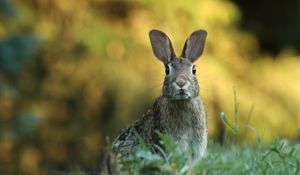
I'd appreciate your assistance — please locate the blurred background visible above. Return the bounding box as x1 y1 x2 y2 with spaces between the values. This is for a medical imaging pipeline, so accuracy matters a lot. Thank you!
0 0 300 174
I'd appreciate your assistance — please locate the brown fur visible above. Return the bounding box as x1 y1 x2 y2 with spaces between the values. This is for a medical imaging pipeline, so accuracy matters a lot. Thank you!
112 29 208 160
112 96 207 159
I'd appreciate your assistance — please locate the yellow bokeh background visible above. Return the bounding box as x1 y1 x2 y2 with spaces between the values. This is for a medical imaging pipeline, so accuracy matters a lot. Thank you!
0 0 300 174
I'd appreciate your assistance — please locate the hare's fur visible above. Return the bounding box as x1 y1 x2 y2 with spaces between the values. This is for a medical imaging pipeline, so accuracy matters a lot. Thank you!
113 96 207 158
112 29 208 160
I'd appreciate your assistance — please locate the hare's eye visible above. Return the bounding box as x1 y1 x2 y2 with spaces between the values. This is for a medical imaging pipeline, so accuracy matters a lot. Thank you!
192 65 196 75
165 66 170 75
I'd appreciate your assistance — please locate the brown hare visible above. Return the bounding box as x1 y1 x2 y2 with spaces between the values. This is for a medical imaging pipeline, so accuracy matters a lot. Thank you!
113 29 208 160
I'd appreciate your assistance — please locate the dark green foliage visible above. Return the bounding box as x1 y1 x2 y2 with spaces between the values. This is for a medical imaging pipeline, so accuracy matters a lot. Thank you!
233 0 300 54
0 0 16 16
0 35 40 74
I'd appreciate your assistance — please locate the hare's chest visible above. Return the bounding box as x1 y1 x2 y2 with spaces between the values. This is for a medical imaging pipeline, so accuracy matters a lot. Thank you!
162 111 199 150
172 127 195 151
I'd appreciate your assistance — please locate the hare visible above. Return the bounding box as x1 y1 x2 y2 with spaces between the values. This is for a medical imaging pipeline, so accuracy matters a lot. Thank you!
112 29 208 160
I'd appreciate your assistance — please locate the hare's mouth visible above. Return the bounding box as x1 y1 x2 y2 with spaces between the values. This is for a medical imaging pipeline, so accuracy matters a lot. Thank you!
173 90 191 100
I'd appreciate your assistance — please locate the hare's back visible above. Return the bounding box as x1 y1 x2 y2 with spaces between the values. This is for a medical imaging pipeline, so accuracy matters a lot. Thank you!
112 108 157 155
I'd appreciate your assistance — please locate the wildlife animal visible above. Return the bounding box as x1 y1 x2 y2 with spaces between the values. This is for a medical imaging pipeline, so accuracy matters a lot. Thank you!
112 29 208 160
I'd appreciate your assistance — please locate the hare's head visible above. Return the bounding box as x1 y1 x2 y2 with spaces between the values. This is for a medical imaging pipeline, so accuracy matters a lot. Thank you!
149 29 207 100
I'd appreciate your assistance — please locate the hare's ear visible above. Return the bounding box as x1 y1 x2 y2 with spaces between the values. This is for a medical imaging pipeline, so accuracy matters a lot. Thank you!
181 30 207 62
149 29 176 65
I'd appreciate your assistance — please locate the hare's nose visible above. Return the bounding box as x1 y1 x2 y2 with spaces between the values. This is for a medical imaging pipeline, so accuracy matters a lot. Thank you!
175 74 188 88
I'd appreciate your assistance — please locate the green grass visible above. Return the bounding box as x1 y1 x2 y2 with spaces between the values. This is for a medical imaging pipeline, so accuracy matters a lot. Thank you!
117 136 300 175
